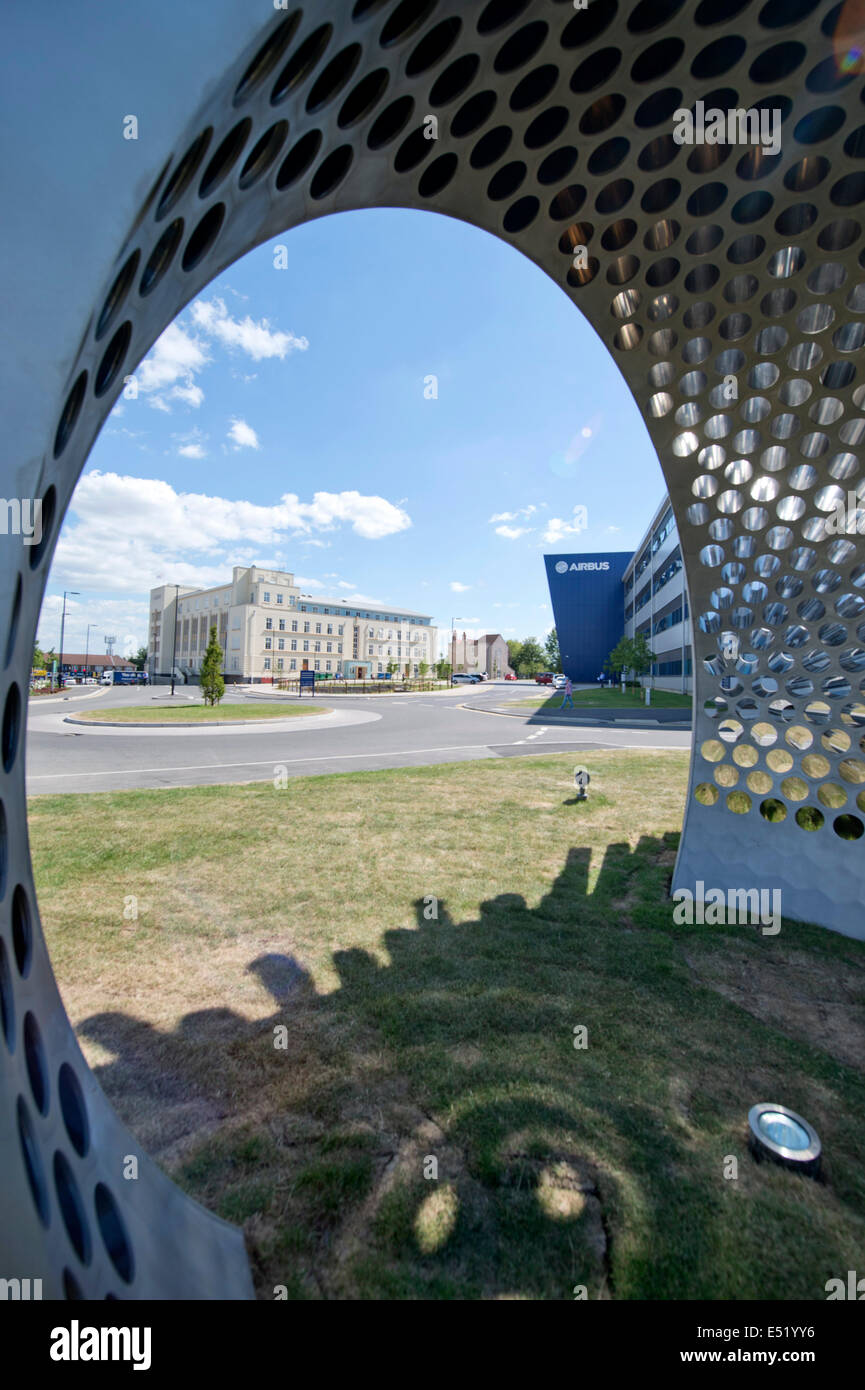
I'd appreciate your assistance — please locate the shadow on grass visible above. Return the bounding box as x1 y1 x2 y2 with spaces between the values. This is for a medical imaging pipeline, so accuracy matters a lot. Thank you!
78 832 865 1300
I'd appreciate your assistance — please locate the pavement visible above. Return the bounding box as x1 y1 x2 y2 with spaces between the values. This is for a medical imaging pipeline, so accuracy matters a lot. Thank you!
26 681 692 795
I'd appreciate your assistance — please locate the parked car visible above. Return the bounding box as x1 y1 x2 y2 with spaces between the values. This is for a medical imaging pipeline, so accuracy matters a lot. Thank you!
552 674 568 689
504 672 517 681
535 672 555 685
451 672 480 684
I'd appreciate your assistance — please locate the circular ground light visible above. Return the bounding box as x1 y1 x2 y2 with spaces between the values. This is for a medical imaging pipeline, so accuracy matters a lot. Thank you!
747 1102 821 1176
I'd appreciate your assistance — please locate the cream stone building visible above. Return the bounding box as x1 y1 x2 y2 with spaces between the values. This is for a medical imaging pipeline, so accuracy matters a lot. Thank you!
148 566 437 682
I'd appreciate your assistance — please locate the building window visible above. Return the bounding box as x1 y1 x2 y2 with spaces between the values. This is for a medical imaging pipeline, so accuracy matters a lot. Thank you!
264 592 271 603
303 641 309 651
327 624 333 634
265 637 272 649
338 643 342 653
315 623 321 634
291 620 298 632
314 660 320 671
290 640 297 651
326 642 332 652
266 618 273 630
277 658 284 670
277 594 283 604
278 639 285 650
264 658 271 670
303 622 310 633
279 619 285 631
314 642 321 652
290 658 296 670
338 625 343 636
326 660 331 670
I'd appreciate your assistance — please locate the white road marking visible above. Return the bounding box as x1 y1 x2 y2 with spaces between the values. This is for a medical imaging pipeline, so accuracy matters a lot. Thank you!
26 737 673 782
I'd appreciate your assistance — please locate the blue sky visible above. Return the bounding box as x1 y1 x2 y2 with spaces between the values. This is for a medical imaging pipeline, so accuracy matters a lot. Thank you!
41 207 665 658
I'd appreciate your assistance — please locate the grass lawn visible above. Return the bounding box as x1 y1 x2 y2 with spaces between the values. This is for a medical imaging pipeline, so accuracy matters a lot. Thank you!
76 702 328 723
512 688 691 710
29 750 865 1300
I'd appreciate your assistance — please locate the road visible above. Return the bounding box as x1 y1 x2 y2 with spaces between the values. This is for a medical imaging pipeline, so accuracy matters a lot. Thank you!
26 682 691 795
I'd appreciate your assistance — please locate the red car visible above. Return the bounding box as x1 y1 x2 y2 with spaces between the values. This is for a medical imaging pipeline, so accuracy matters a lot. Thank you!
504 672 517 681
535 672 555 684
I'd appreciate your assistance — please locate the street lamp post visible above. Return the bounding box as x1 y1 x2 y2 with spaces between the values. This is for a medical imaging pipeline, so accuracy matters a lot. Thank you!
170 584 180 697
58 590 79 691
84 622 96 682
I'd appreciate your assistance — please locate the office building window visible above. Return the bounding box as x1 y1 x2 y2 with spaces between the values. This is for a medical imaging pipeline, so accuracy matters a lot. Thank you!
266 618 273 630
314 660 320 671
303 640 309 651
277 658 284 670
314 641 321 652
279 619 285 631
291 620 298 632
303 622 310 633
290 658 296 670
264 658 271 670
277 594 283 604
278 639 284 650
315 623 321 634
291 639 297 651
265 637 272 649
327 624 332 634
264 592 271 603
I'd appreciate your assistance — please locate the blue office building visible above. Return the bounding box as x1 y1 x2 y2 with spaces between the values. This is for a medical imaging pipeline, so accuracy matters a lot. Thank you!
544 552 632 684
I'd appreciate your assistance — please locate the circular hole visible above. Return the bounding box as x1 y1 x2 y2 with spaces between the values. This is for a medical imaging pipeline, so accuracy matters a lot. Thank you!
596 178 633 215
156 129 212 220
24 1012 49 1116
94 1183 135 1285
642 178 680 213
834 813 864 839
271 23 333 103
562 1 618 46
451 89 497 138
550 185 587 220
95 252 140 342
571 46 621 95
524 106 569 149
580 92 625 135
234 13 302 106
831 173 865 207
588 136 630 176
380 0 437 47
537 145 578 184
470 125 512 169
53 374 87 459
59 1063 89 1159
760 797 787 821
12 883 32 977
238 121 289 189
306 44 363 113
199 119 251 198
503 196 539 233
0 938 13 1051
54 1150 91 1266
18 1097 49 1226
419 152 458 199
94 322 131 399
488 160 526 200
310 145 354 199
751 41 805 83
510 65 559 113
367 96 413 150
3 682 21 775
430 54 480 106
277 130 324 187
494 20 547 73
181 204 225 273
339 68 390 128
140 219 183 297
407 18 462 78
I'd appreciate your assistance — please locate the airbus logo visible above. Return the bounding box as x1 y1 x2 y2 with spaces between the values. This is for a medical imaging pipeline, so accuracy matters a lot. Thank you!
554 561 610 573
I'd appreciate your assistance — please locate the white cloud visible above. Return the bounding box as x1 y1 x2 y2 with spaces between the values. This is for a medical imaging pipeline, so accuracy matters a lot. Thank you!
48 473 412 596
227 417 260 450
190 296 309 360
138 321 210 395
177 443 206 459
450 581 470 592
495 525 529 540
337 580 356 589
489 510 517 523
542 505 589 545
171 383 204 408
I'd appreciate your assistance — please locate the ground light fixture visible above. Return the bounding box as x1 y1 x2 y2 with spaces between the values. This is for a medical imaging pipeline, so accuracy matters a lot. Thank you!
747 1104 822 1178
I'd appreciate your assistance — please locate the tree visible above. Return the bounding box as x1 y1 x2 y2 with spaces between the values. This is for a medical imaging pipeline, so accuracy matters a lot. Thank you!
199 626 225 706
604 634 656 687
386 660 398 676
507 639 523 674
543 627 561 672
418 660 429 679
127 645 148 671
514 637 545 677
435 658 451 681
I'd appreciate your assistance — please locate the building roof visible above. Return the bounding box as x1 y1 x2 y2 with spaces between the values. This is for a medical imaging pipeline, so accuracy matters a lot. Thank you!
56 653 134 667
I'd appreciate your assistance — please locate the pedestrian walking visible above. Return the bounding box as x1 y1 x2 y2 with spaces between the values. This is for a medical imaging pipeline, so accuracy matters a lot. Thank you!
560 676 574 709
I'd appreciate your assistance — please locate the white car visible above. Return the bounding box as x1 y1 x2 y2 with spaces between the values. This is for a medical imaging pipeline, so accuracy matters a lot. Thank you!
552 674 568 689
